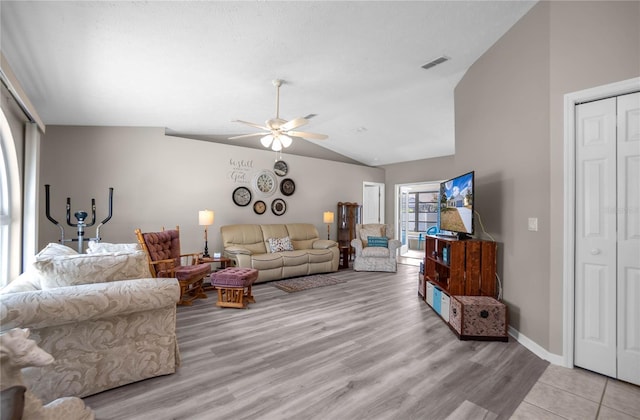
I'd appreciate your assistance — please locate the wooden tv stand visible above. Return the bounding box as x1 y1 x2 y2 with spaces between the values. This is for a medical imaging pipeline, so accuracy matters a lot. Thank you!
423 235 497 298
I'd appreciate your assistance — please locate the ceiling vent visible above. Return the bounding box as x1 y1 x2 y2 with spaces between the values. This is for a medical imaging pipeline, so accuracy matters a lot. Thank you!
421 56 450 70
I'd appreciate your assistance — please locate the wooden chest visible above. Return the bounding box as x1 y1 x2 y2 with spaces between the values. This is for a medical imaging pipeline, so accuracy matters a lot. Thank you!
449 296 508 341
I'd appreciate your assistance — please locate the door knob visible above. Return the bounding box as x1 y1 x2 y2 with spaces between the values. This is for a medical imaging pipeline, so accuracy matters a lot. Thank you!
590 249 601 255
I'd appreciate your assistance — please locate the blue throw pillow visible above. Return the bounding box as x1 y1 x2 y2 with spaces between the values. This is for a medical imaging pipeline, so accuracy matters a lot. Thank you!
367 236 388 248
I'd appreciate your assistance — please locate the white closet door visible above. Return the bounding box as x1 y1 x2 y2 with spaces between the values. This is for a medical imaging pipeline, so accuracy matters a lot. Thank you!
575 97 617 377
617 92 640 385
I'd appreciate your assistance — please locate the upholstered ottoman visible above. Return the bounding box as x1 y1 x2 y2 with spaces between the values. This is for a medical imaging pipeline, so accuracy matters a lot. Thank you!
210 268 258 308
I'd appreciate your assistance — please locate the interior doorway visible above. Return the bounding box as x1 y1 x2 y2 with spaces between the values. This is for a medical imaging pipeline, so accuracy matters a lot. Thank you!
395 181 441 261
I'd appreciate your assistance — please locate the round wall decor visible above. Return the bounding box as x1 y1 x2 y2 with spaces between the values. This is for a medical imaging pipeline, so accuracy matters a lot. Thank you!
253 200 266 215
271 198 287 216
252 170 278 197
280 178 295 196
232 186 252 207
274 160 288 177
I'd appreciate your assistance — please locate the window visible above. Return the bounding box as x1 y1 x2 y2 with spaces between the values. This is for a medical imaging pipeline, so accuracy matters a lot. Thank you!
0 109 21 285
406 191 439 233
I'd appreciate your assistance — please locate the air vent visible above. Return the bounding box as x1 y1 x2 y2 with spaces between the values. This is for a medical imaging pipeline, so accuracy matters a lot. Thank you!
421 56 450 70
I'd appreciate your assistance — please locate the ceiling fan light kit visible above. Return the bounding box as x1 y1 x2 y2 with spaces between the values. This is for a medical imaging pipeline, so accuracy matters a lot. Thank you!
231 79 327 151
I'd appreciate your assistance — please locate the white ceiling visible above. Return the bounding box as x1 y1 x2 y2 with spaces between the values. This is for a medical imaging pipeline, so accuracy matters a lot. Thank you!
1 1 536 166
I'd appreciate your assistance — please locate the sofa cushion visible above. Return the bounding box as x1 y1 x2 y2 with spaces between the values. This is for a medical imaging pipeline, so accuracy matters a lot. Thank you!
281 250 309 267
367 236 389 248
285 223 321 249
267 236 294 253
307 249 335 263
87 242 142 254
34 251 152 290
221 224 267 255
251 253 284 270
362 247 390 257
0 272 41 294
360 226 384 246
36 242 78 259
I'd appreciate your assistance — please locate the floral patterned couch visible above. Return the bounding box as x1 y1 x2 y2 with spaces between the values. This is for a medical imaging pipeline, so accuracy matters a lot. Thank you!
0 243 181 403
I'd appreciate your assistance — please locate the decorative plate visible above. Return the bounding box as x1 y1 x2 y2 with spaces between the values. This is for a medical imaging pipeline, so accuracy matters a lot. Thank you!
274 160 289 177
253 200 267 215
232 186 252 207
271 198 287 216
252 170 278 197
280 178 295 196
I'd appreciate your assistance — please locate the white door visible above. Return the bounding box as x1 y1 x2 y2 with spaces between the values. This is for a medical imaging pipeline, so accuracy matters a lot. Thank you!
575 92 640 385
616 92 640 385
363 182 384 224
575 97 618 378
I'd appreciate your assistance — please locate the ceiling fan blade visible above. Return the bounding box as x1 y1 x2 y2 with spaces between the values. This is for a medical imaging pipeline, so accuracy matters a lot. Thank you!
286 130 328 140
228 132 268 140
232 120 271 131
280 117 308 132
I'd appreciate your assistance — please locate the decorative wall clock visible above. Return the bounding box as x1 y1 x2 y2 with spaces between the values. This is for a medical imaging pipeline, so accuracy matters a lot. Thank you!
271 198 287 216
252 170 278 197
232 186 251 207
274 160 289 177
253 200 266 215
280 178 295 196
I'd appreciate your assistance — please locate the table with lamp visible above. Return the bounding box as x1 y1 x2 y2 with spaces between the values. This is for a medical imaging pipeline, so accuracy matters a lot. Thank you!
197 209 231 290
324 211 349 269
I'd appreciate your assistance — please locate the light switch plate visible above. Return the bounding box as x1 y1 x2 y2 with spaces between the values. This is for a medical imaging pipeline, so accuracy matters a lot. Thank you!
528 217 538 231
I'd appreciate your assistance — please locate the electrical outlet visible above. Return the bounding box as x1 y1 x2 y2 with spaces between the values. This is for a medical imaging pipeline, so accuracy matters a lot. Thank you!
528 217 538 232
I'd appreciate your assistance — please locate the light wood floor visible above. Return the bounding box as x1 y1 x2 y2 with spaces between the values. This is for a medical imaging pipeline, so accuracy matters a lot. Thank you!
84 263 549 420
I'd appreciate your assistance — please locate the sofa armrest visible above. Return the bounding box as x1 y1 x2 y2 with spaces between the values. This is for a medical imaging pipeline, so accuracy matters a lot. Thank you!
351 238 364 256
0 278 180 332
312 239 337 250
388 239 401 252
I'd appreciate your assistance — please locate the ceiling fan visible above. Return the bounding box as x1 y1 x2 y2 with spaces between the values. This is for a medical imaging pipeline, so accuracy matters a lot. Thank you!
230 79 328 151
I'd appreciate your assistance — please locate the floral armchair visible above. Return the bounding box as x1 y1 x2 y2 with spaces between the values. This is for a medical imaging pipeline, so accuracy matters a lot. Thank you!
351 224 401 272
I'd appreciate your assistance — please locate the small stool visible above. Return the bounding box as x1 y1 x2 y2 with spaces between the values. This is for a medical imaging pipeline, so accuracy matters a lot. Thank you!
210 267 258 309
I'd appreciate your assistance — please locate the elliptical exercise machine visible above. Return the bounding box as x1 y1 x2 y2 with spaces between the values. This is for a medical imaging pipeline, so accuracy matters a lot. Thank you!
44 184 114 253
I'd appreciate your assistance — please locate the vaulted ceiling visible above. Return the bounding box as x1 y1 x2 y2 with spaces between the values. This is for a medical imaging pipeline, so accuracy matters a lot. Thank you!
1 1 536 166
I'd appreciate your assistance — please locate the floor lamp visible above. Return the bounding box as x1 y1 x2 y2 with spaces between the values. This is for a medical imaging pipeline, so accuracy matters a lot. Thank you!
199 210 214 258
323 211 334 240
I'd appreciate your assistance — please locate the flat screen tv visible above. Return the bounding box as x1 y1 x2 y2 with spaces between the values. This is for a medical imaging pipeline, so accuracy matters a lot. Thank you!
439 171 474 239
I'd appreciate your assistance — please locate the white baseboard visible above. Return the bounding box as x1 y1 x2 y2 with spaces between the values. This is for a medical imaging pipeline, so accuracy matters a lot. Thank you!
508 325 567 367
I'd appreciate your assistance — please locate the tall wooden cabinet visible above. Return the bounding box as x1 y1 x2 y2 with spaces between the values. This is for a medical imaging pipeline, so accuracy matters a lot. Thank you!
337 202 362 253
423 235 497 298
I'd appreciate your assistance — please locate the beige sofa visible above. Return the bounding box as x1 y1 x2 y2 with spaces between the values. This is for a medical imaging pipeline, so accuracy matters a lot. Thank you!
221 223 339 283
0 243 181 403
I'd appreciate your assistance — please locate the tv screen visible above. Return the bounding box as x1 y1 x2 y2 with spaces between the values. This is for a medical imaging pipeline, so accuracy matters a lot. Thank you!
439 171 474 237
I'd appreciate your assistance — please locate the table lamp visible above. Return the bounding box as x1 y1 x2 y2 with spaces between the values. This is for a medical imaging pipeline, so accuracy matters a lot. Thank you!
323 211 334 240
199 209 214 258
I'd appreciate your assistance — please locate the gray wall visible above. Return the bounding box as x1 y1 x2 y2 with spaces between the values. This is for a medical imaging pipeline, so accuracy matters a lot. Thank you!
39 126 384 254
383 1 640 356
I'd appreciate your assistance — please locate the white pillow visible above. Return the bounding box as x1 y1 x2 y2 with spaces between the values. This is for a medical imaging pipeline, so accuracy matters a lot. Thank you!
35 243 78 260
87 242 142 254
0 271 41 294
34 250 152 290
268 236 294 253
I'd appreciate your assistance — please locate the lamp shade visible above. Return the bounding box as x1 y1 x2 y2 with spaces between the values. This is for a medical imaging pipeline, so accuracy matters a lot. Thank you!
199 210 214 226
323 211 335 224
279 134 292 148
260 135 274 148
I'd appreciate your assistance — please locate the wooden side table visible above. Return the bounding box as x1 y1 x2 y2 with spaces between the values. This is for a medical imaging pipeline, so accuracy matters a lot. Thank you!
199 256 232 291
339 246 350 269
